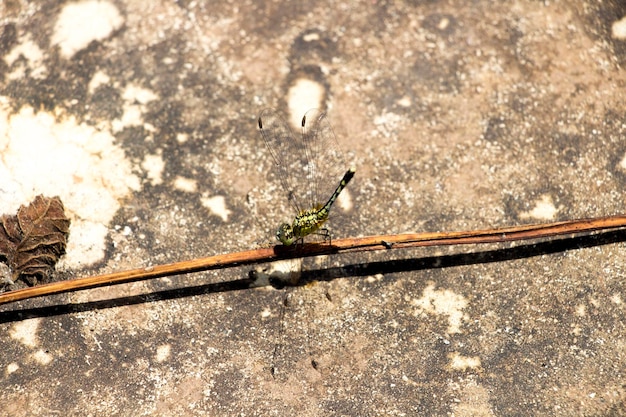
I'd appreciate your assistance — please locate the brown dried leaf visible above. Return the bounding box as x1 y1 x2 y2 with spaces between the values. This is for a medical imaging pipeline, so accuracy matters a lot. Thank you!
0 195 71 285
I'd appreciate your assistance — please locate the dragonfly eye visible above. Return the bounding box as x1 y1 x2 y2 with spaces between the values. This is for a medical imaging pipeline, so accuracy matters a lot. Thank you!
276 223 295 246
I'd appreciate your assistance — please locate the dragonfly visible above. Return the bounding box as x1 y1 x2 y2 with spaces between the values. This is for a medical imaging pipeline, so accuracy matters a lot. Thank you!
257 108 355 246
256 108 356 377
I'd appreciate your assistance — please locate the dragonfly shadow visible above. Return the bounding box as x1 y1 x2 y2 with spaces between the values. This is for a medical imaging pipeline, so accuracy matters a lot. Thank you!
0 229 624 323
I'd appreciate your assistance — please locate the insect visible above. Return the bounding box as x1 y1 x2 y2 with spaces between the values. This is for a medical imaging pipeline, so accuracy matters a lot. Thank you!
257 108 355 245
256 108 355 377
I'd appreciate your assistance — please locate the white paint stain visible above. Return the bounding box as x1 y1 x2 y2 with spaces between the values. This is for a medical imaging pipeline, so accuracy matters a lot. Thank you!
411 282 468 334
52 0 124 59
612 16 626 40
155 344 171 362
287 78 325 130
5 34 46 80
122 84 159 105
448 352 481 371
249 258 303 288
200 195 231 222
519 194 558 221
6 363 19 374
112 84 159 132
173 176 198 193
337 187 353 212
176 133 189 144
88 70 112 94
142 151 165 186
302 32 320 42
618 152 626 171
32 349 53 366
9 319 41 348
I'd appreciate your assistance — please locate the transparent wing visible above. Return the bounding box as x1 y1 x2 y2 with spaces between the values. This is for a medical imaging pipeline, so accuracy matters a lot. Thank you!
301 109 347 211
258 108 309 214
258 108 348 219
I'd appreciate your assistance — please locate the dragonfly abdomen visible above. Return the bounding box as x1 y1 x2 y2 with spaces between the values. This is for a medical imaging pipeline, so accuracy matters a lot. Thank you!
289 167 356 244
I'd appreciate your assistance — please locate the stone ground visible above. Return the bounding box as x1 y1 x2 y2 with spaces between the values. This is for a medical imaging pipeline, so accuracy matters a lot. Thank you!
1 0 626 415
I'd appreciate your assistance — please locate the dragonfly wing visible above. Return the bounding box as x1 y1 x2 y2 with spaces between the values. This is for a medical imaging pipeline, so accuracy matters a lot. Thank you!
258 108 309 214
301 108 348 211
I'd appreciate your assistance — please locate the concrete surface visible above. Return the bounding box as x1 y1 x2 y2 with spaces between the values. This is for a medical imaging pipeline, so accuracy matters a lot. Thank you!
1 0 626 415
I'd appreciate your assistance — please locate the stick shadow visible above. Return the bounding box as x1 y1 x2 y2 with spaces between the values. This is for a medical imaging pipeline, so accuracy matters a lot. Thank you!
0 229 623 323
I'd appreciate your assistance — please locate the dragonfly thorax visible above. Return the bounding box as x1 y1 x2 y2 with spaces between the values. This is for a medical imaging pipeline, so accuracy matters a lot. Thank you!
276 207 328 246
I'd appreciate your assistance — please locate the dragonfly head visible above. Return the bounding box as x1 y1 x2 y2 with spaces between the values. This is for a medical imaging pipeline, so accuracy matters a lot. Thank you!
276 222 295 246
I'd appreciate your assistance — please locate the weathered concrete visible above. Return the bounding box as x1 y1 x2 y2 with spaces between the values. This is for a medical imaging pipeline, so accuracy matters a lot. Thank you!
1 0 625 415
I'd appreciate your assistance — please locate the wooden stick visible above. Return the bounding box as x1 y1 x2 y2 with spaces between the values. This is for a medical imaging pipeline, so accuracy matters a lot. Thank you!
1 214 626 306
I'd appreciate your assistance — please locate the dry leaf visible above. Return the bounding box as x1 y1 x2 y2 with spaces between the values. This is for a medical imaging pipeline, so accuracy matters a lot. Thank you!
0 195 71 285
